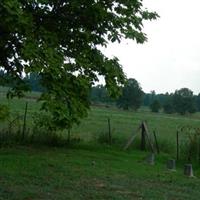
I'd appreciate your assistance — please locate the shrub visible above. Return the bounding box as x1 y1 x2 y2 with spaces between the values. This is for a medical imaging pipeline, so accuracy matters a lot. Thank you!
163 102 174 114
150 100 161 113
0 104 10 121
179 127 200 162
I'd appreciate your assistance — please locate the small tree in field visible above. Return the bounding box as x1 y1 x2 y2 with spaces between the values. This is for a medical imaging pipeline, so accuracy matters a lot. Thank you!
150 100 161 113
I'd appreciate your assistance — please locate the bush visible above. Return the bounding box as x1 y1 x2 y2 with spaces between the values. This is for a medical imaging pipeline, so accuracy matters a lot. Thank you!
163 102 174 114
179 127 200 162
97 132 112 144
96 129 124 145
150 100 161 113
0 104 10 121
33 112 57 132
32 112 61 145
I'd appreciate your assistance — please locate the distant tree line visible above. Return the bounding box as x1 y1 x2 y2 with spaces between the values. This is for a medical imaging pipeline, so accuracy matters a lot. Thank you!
1 70 200 115
0 70 44 92
90 81 200 115
145 88 198 115
90 78 144 110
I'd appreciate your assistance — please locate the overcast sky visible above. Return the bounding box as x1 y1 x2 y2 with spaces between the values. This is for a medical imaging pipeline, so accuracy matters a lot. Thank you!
102 0 200 94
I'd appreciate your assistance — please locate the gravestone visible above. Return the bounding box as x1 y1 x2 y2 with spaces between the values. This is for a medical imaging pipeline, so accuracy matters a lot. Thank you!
167 159 176 171
145 153 155 165
184 164 194 177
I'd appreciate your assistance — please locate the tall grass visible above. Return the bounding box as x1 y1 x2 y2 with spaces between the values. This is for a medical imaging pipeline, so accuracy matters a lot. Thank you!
1 87 200 156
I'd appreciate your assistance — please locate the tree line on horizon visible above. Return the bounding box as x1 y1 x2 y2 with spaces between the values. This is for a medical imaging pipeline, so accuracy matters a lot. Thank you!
89 79 200 115
1 70 199 115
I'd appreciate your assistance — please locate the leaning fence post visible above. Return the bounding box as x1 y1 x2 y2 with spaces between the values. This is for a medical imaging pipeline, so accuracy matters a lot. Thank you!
22 102 28 140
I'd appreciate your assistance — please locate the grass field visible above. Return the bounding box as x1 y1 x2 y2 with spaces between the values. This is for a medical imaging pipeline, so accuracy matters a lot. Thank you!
1 88 200 199
1 145 200 200
1 87 200 154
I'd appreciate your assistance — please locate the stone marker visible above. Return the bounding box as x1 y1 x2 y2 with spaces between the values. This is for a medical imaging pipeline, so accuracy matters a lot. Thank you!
184 164 194 177
145 153 155 165
92 161 96 166
167 159 176 171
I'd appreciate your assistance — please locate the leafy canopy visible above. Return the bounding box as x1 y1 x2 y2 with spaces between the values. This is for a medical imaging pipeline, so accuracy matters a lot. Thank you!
0 0 158 129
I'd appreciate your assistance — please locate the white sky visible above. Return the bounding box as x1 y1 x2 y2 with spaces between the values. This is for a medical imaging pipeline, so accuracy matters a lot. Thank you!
102 0 200 94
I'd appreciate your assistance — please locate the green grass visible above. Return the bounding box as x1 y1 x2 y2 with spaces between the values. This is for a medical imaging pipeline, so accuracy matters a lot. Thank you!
1 88 200 199
1 87 200 154
72 106 200 154
0 87 41 115
1 145 200 200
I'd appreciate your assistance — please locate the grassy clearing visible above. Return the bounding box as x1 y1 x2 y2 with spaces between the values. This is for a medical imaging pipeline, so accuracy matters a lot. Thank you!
1 88 200 199
72 106 200 154
0 87 40 115
1 87 200 155
1 145 200 200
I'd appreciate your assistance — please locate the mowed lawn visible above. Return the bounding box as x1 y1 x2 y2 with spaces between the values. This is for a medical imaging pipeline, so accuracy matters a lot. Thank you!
1 146 200 200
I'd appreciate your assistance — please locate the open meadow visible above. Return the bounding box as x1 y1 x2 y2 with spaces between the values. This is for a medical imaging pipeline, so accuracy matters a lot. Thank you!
2 0 200 198
1 87 200 154
1 88 200 199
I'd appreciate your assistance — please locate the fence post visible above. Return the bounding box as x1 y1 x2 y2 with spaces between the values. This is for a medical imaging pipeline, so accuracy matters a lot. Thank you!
22 102 28 140
153 130 160 154
108 117 112 145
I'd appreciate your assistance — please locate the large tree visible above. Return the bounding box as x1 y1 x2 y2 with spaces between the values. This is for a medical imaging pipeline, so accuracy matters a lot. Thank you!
194 93 200 112
173 88 196 115
24 72 43 92
117 78 144 110
0 0 158 129
90 85 112 104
